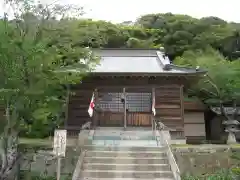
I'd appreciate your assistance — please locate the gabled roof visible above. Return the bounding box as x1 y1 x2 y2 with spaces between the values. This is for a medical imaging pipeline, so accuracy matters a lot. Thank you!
92 48 207 76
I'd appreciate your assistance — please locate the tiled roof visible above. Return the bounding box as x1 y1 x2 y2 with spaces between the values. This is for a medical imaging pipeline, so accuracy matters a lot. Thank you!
92 49 207 75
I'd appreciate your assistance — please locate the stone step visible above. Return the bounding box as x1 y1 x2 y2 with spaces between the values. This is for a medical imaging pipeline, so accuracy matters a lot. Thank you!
91 140 160 147
83 145 167 152
83 157 169 164
82 163 171 171
94 130 154 135
93 136 155 140
93 133 154 137
80 178 174 180
85 150 166 158
80 170 173 179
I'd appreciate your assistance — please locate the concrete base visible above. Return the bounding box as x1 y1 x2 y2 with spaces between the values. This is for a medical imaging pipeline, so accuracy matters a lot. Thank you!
171 139 187 145
90 127 187 145
160 130 186 145
95 127 153 131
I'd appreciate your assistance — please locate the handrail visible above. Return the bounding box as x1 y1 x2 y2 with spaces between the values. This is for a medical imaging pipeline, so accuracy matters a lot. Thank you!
81 121 91 130
72 150 86 180
153 119 181 180
72 121 91 180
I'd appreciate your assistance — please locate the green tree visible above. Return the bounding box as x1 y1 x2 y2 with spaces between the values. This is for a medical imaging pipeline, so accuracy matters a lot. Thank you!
0 0 98 178
136 13 239 59
175 48 240 142
175 48 240 104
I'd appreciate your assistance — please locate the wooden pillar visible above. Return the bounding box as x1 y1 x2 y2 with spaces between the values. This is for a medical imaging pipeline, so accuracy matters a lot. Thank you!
151 87 156 135
64 84 70 129
123 87 127 129
93 89 98 129
180 85 184 127
179 85 186 140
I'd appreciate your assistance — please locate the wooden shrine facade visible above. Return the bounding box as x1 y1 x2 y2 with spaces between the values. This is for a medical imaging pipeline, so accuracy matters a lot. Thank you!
65 48 207 141
67 76 187 128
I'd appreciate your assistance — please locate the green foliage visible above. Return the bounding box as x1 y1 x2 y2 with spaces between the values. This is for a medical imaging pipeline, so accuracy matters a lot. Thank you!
232 168 240 176
51 13 240 59
1 7 240 137
136 13 240 59
0 1 98 139
20 171 57 180
182 169 239 180
20 170 73 180
175 48 240 105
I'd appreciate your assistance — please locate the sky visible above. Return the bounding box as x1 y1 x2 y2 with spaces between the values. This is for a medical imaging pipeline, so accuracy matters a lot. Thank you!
1 0 240 23
64 0 240 23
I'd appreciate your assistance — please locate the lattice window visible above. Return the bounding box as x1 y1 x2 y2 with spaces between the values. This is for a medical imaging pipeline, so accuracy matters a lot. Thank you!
126 92 151 112
97 92 152 113
97 92 123 112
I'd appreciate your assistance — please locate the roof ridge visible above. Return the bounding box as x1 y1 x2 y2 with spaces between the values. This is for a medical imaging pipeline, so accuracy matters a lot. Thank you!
156 51 172 70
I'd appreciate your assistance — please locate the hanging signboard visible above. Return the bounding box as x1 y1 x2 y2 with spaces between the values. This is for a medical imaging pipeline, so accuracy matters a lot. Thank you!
53 129 67 157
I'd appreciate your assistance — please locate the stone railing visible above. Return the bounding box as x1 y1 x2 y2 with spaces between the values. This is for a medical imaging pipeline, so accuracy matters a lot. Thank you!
72 150 86 180
153 120 181 180
71 121 92 180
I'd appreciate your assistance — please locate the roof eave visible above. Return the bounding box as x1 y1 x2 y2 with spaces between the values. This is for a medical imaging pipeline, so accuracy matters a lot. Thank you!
170 64 208 74
90 71 207 76
91 48 161 51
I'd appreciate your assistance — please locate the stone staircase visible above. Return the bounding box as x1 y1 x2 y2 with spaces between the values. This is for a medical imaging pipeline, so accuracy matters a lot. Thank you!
80 146 174 179
74 129 177 180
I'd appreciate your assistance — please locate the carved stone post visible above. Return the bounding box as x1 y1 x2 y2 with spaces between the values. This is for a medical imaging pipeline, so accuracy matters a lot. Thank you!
211 106 240 144
222 120 240 144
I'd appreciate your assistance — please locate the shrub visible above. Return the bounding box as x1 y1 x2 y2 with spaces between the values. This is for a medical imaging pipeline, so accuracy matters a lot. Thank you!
182 169 239 180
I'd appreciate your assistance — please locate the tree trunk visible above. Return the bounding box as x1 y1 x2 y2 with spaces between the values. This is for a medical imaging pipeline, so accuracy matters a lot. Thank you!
0 101 10 178
0 101 20 180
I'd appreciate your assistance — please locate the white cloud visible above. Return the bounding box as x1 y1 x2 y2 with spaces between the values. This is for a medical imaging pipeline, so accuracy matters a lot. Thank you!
65 0 240 23
1 0 240 23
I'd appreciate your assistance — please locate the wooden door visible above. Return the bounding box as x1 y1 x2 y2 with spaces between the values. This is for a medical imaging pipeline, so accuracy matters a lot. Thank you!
96 88 124 127
127 112 152 126
125 88 152 127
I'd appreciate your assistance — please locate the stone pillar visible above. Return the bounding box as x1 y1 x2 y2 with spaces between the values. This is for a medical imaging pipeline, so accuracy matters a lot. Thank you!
222 120 240 144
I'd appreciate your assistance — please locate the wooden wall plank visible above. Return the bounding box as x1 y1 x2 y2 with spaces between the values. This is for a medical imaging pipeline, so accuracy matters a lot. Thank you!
98 112 123 126
127 113 151 126
66 76 186 131
184 100 206 111
154 85 184 132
